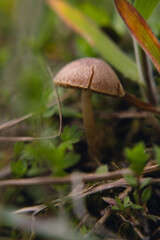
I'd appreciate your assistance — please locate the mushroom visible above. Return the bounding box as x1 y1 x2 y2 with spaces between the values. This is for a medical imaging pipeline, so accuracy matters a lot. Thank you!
53 57 125 162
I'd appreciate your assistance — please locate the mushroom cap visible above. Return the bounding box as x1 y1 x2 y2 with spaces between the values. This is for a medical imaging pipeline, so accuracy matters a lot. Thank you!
53 57 125 97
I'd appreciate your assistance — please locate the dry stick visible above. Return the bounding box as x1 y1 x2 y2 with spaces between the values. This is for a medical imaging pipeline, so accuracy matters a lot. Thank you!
79 179 129 199
87 207 111 235
98 110 148 119
0 113 33 131
119 214 145 240
0 164 159 188
13 197 66 215
118 186 132 201
124 93 160 133
12 177 160 216
146 113 160 134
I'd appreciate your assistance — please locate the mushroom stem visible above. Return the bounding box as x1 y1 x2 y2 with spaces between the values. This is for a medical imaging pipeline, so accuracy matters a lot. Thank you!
81 90 100 162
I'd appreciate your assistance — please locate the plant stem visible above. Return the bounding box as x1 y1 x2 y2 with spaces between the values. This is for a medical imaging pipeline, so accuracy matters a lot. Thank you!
124 92 160 115
132 37 158 105
132 37 147 101
141 50 158 106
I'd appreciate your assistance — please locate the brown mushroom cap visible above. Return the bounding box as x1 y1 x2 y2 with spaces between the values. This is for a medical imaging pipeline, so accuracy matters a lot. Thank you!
54 57 125 97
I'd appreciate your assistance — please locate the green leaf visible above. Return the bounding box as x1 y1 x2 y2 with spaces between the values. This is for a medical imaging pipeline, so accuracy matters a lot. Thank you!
112 206 120 211
0 0 14 15
58 140 73 152
52 104 80 119
115 196 124 210
154 145 160 165
61 125 82 144
140 178 152 189
148 4 160 36
46 0 139 82
21 136 80 175
78 2 110 26
96 165 108 174
131 204 143 210
124 142 149 175
80 225 89 235
63 152 80 169
0 47 11 67
142 187 152 203
14 142 24 157
134 0 160 20
115 0 160 73
124 174 138 187
11 159 27 177
17 62 49 114
123 196 130 206
133 190 139 204
43 106 56 118
21 140 56 168
75 36 97 58
147 214 158 223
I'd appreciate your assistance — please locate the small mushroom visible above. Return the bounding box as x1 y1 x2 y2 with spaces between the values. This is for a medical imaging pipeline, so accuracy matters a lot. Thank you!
53 57 125 162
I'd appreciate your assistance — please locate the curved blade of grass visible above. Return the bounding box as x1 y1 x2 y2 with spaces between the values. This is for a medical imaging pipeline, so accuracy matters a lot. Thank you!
46 0 139 82
134 0 160 20
114 0 160 73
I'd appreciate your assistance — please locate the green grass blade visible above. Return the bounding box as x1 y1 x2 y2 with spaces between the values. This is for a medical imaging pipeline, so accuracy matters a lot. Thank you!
46 0 139 82
134 0 160 20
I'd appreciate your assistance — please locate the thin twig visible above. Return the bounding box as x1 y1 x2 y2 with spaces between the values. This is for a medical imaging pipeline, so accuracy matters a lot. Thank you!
0 169 128 187
119 214 145 240
124 93 160 115
0 113 33 131
48 66 62 137
0 68 63 142
98 110 148 119
87 207 111 235
0 164 159 188
0 89 74 132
